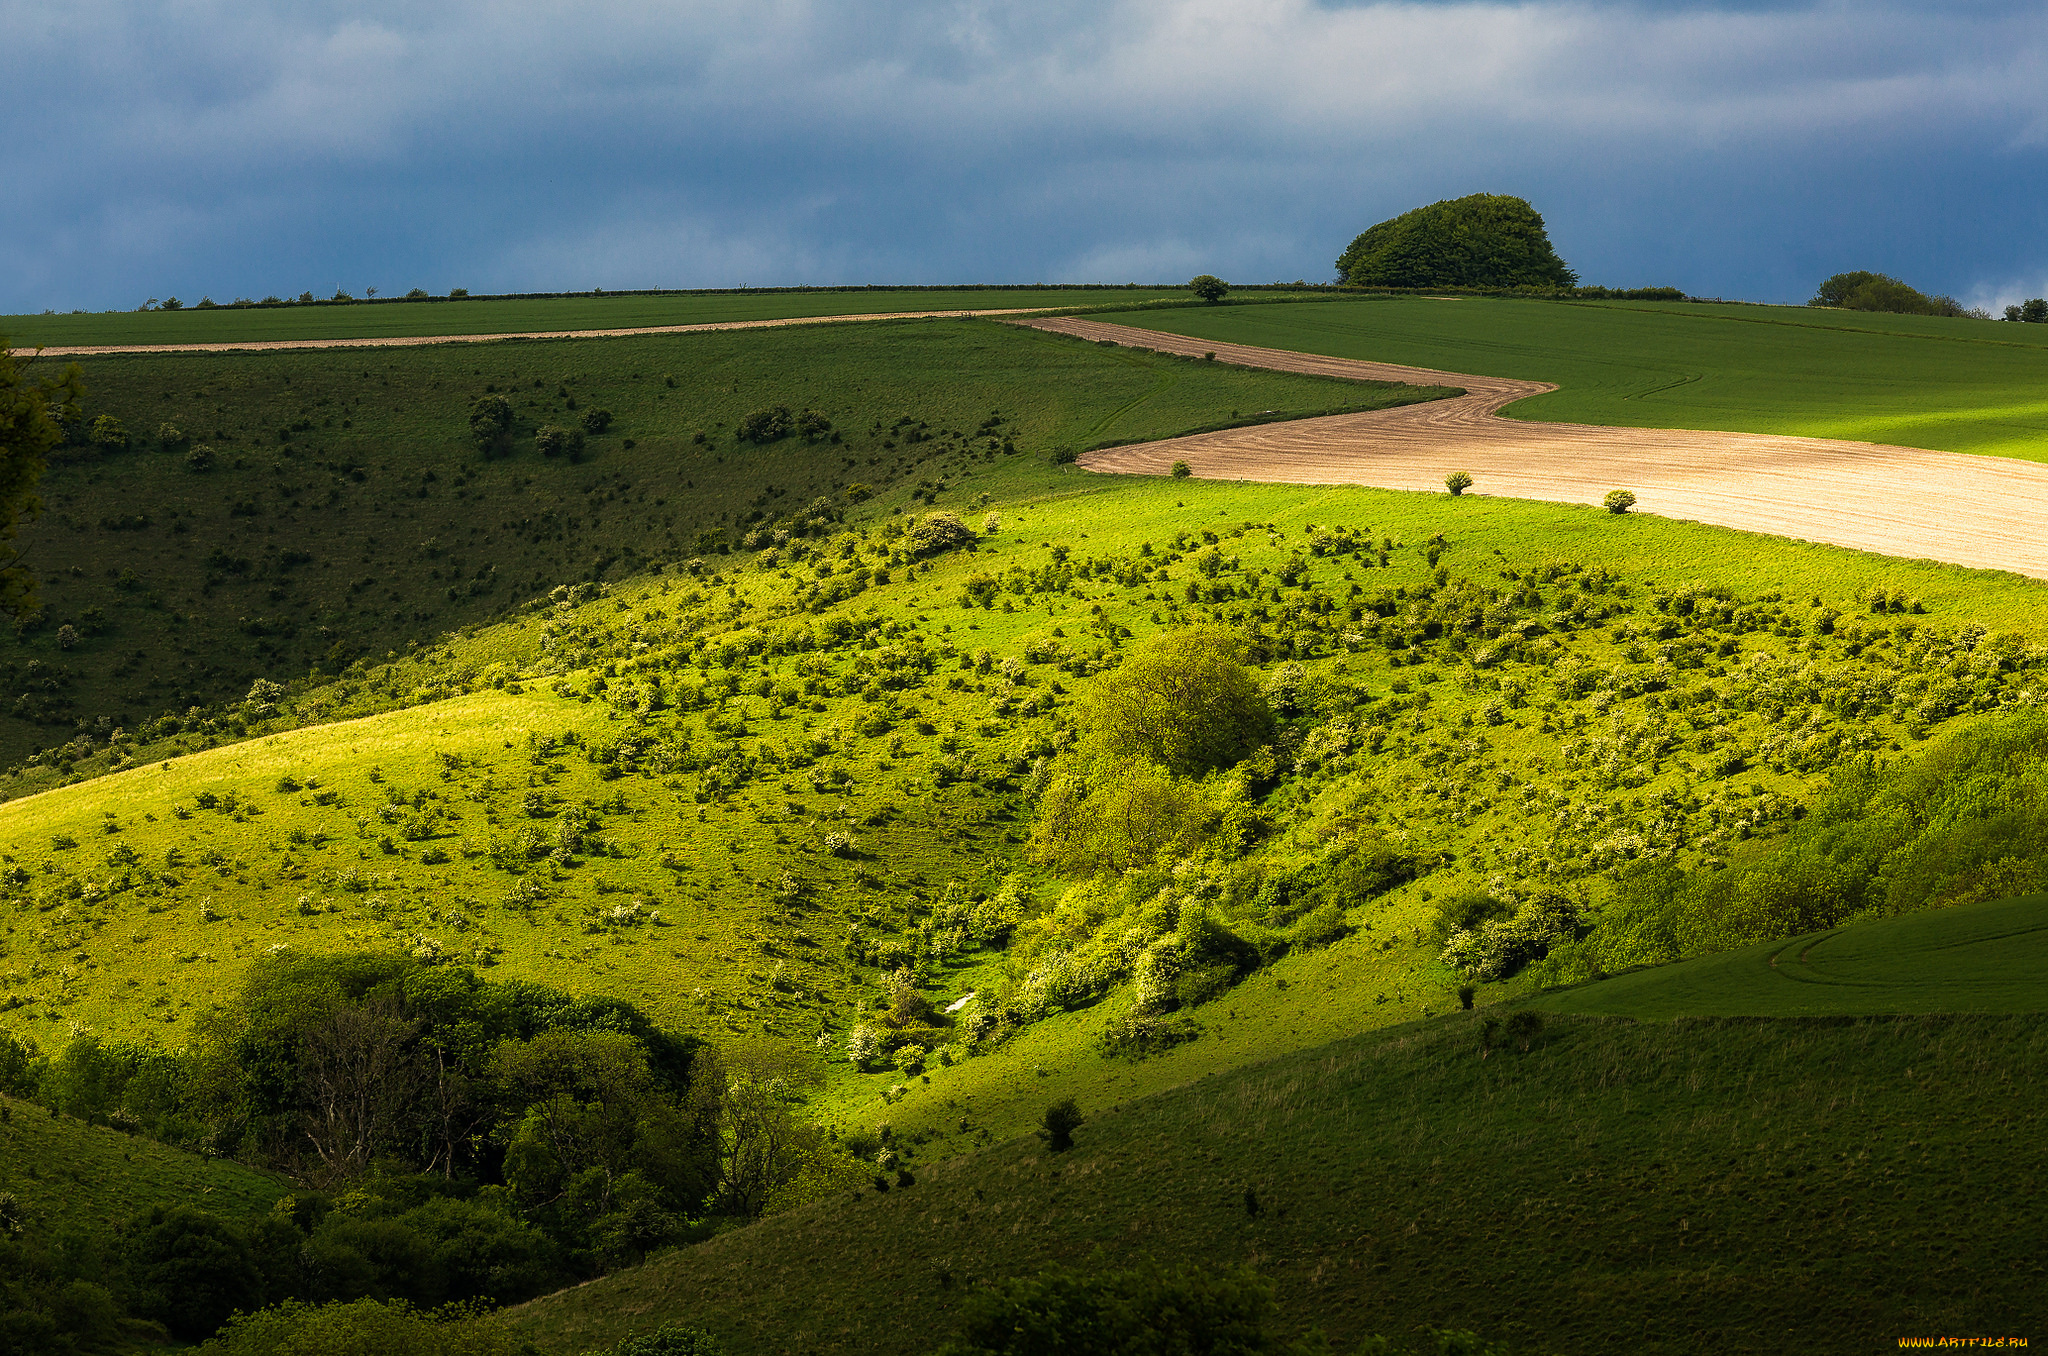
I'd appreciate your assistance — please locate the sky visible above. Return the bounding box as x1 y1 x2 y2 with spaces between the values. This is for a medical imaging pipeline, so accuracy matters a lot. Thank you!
5 0 2047 314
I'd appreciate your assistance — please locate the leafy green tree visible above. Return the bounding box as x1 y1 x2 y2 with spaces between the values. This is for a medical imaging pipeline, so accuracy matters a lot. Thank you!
2024 298 2048 324
1079 627 1272 777
197 1298 529 1356
533 424 584 460
88 414 129 451
1603 489 1636 515
1337 194 1575 289
127 1206 265 1340
1188 274 1229 303
1445 470 1473 495
1030 756 1216 874
467 395 513 456
0 339 83 620
735 406 791 443
905 510 977 558
1809 271 1963 316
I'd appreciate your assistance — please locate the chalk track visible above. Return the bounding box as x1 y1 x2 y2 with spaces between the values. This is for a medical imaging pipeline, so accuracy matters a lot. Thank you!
1023 316 2048 581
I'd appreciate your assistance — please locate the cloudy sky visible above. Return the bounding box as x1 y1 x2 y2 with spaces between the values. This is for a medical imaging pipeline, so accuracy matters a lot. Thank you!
5 0 2046 313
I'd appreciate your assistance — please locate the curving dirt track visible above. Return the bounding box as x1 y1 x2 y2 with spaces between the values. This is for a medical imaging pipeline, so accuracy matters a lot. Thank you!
24 308 1049 357
1025 316 2048 581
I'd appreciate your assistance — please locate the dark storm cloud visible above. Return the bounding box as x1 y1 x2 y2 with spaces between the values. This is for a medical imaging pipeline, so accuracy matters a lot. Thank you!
3 0 2045 312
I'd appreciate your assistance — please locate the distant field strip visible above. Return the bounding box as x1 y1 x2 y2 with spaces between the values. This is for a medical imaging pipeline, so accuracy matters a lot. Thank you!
1026 316 2048 580
25 308 1049 356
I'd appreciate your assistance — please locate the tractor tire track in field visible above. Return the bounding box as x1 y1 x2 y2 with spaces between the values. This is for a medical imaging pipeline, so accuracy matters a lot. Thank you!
24 309 1050 357
1024 316 2048 582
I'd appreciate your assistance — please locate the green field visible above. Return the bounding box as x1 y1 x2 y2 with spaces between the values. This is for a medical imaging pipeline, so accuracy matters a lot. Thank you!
506 1010 2048 1355
1533 891 2048 1019
1 316 1435 773
0 287 1200 349
1095 296 2048 459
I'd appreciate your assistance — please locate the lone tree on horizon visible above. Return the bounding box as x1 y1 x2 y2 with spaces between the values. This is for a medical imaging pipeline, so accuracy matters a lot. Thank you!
1336 194 1576 290
1188 274 1229 303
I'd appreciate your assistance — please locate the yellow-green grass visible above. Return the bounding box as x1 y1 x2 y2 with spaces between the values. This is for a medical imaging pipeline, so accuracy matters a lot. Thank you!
0 288 1231 350
506 1011 2048 1356
3 316 1431 772
1094 296 2048 459
1531 891 2048 1019
0 1093 288 1239
10 461 2048 1140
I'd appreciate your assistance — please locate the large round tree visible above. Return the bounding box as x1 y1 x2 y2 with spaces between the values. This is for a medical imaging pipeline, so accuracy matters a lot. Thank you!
1336 194 1576 290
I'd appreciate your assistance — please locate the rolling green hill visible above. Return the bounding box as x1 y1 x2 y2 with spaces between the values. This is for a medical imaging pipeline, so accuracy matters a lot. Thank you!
1093 296 2048 458
0 317 1433 774
0 1092 287 1239
504 1009 2048 1355
1532 890 2048 1019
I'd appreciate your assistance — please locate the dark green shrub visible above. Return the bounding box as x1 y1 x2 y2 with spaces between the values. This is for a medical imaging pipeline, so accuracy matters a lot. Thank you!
1337 194 1575 289
1287 902 1351 950
1445 470 1473 495
1603 489 1636 514
1038 1098 1083 1153
1099 1012 1200 1060
1170 460 1192 478
1457 984 1476 1010
468 394 514 456
1504 1010 1543 1052
735 406 791 443
127 1205 264 1340
906 511 976 558
1188 274 1229 303
198 1298 528 1355
534 424 584 460
185 443 216 472
581 407 614 434
1174 962 1236 1008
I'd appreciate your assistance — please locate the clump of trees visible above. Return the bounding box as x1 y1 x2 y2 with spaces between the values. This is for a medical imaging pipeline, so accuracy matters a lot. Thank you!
467 394 514 457
1337 194 1576 290
0 952 863 1346
2003 299 2048 324
1810 272 1968 317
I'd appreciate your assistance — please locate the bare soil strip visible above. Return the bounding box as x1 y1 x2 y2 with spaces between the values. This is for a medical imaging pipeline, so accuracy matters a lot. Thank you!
26 308 1049 357
1024 316 2048 581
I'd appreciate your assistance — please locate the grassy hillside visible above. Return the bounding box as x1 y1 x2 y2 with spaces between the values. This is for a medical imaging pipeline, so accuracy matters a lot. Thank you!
7 455 2047 1155
0 287 1199 348
1 317 1434 772
1094 296 2048 458
0 1092 287 1239
1532 890 2048 1019
505 1010 2048 1355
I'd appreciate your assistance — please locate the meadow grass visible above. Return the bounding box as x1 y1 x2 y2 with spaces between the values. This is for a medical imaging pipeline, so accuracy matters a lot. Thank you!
1531 890 2048 1019
2 317 1430 771
0 287 1200 348
0 1092 288 1238
9 456 2048 1157
505 1009 2048 1355
1093 296 2048 458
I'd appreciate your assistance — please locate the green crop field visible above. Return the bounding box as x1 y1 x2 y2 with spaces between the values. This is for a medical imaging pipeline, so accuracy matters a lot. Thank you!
1093 296 2048 459
0 316 1434 774
0 287 1204 349
1532 890 2048 1019
505 1010 2048 1356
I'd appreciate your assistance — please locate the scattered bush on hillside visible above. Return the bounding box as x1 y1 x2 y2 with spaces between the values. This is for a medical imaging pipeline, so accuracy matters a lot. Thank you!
467 395 514 456
186 443 216 471
1037 1098 1083 1153
88 414 129 452
580 407 614 434
735 406 792 443
1337 194 1576 289
1441 890 1585 981
906 510 977 558
534 424 585 461
1445 470 1473 496
1810 271 1966 318
1603 489 1636 514
1171 460 1192 478
1188 274 1229 303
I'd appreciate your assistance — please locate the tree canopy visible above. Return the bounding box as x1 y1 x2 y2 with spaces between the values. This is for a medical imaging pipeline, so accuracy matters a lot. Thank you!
1079 627 1272 778
1335 194 1576 290
1809 271 1964 317
0 338 84 620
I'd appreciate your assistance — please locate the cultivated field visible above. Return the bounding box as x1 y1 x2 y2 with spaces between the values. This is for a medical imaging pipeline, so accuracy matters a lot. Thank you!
1036 315 2048 579
0 287 1200 349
